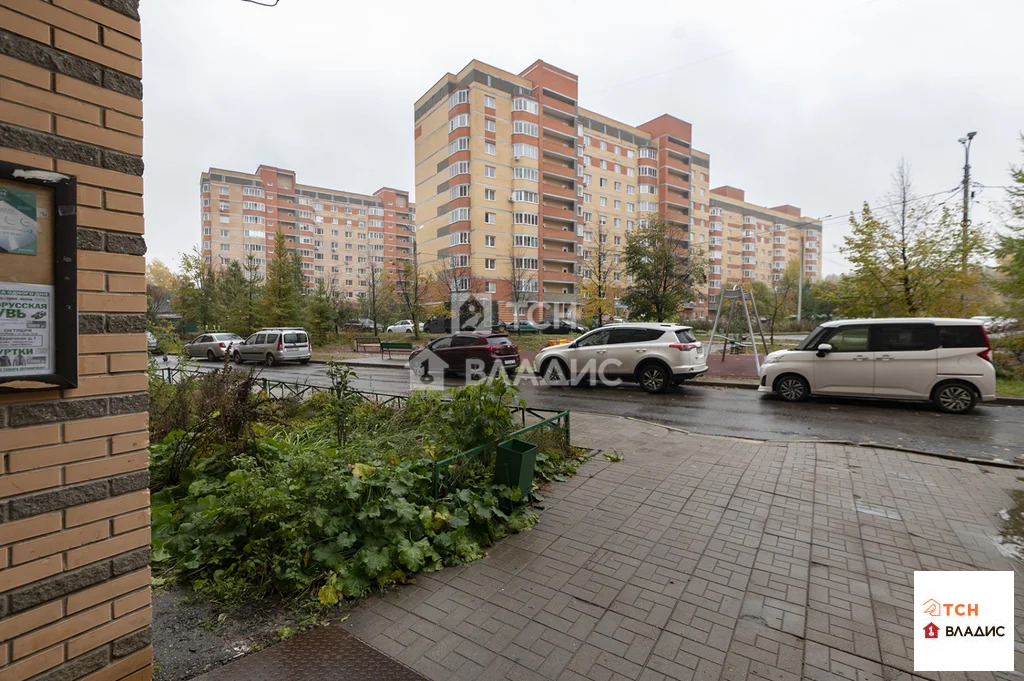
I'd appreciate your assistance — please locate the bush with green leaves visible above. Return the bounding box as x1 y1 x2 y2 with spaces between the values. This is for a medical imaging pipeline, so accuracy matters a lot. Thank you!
150 377 581 604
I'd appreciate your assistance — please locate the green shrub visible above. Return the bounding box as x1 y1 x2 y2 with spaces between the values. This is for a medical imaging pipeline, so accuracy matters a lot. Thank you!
149 378 578 605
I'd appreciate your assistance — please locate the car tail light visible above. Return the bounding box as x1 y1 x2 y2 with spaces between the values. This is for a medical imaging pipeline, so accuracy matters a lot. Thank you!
219 342 226 349
277 339 283 351
978 326 992 362
669 343 698 351
485 345 500 353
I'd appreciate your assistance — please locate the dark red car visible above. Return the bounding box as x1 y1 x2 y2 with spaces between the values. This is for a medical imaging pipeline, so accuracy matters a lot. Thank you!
409 332 520 377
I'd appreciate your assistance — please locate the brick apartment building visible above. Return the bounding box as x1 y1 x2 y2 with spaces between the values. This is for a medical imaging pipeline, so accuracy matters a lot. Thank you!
200 165 414 298
413 59 822 321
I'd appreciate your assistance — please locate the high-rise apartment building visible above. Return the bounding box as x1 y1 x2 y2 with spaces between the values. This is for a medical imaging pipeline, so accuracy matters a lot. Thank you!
706 187 822 303
413 59 821 320
200 165 414 298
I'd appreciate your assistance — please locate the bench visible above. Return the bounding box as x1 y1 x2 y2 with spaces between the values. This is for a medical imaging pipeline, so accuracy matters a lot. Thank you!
380 341 414 359
354 336 381 352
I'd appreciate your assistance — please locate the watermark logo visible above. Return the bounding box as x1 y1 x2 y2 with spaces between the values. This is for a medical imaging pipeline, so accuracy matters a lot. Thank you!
451 292 492 332
408 346 449 392
914 571 1013 671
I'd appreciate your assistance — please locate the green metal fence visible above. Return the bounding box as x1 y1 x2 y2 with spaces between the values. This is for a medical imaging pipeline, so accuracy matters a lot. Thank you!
154 364 571 498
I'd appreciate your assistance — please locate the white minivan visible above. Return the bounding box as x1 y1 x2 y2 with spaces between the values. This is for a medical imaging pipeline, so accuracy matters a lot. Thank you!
758 318 995 414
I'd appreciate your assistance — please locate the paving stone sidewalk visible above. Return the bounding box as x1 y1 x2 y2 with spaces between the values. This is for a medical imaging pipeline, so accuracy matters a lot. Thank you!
343 413 1023 681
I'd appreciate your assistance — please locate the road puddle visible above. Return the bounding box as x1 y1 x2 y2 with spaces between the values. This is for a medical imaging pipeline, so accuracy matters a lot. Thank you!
995 488 1024 560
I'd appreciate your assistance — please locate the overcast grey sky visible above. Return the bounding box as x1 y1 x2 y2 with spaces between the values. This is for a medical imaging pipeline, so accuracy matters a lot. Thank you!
139 0 1024 276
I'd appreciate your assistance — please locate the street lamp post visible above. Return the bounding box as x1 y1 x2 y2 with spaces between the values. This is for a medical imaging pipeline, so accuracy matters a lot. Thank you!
958 131 977 275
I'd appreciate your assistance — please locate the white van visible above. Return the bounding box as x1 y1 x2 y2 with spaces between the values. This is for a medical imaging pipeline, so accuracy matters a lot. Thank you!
758 318 995 414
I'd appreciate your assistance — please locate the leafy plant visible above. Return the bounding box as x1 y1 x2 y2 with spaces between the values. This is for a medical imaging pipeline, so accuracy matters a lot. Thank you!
150 378 572 606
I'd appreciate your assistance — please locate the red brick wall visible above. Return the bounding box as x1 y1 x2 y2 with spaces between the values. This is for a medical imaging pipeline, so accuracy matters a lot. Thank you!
0 1 152 680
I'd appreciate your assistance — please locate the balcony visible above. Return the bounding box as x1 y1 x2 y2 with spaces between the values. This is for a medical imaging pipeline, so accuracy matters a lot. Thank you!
542 183 575 201
540 247 577 262
541 227 577 242
542 117 576 139
542 161 575 180
541 138 575 161
542 291 577 303
541 204 576 222
541 269 576 283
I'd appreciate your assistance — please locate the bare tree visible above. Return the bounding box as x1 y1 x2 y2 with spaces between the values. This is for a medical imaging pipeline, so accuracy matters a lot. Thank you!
579 224 620 327
504 243 538 323
395 244 430 340
361 262 396 336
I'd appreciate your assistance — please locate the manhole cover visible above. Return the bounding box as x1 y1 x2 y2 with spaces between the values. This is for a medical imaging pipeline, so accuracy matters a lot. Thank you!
191 625 428 681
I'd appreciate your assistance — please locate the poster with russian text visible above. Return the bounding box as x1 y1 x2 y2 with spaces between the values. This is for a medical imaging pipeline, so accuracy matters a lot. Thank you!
0 283 53 375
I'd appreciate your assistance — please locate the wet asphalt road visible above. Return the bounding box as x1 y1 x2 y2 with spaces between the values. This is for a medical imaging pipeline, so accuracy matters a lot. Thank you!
163 357 1024 464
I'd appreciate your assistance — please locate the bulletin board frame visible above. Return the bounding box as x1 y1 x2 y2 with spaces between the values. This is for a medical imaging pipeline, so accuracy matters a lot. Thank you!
0 161 78 393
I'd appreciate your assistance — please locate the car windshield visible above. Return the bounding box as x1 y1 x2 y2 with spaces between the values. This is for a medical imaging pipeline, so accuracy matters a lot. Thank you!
796 326 831 350
487 336 513 346
283 332 308 344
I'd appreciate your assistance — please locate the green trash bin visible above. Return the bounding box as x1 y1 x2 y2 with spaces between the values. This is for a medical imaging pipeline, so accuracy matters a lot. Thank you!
494 438 537 501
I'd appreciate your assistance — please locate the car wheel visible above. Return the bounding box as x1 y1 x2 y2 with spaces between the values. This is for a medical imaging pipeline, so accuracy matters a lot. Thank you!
206 350 216 362
637 363 670 394
265 353 277 367
932 381 977 414
540 359 570 387
774 374 809 402
406 329 412 333
233 351 244 365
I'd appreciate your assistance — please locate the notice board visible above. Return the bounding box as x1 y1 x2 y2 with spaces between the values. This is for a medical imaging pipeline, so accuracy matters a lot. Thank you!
0 162 78 393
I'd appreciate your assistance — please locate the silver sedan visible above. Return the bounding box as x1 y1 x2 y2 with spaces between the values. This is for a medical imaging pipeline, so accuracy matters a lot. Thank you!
185 332 243 361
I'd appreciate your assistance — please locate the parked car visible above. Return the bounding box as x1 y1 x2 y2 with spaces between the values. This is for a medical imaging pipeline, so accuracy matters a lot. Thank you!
232 328 312 366
757 317 995 414
506 320 540 334
423 316 506 334
185 332 243 361
408 332 520 376
386 319 423 333
146 331 157 353
343 318 383 332
537 320 588 334
535 323 707 394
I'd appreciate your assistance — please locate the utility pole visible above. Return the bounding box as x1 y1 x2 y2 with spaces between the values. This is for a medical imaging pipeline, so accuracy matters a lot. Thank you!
797 235 804 322
958 131 976 274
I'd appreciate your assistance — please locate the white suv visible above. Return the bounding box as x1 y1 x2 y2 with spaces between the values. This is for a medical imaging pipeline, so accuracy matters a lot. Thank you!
535 323 707 393
758 318 995 414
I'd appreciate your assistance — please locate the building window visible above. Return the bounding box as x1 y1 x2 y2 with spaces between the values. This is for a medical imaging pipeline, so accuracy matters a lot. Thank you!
512 190 538 203
449 161 470 178
600 160 607 170
599 141 607 151
485 165 496 178
220 216 230 223
485 119 496 133
513 167 538 181
485 281 496 293
485 235 496 247
448 207 470 224
485 212 496 224
219 186 229 195
513 121 538 136
449 231 471 245
203 198 210 207
449 113 469 132
450 254 469 267
626 168 635 177
614 200 621 209
450 184 470 200
514 257 538 269
485 258 496 270
513 235 538 248
513 212 538 226
485 141 496 155
512 143 538 159
484 94 495 108
512 97 538 113
448 89 469 109
449 136 469 155
220 243 230 251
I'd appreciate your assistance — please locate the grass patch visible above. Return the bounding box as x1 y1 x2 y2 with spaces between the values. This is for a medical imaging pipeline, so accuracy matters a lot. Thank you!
997 377 1024 398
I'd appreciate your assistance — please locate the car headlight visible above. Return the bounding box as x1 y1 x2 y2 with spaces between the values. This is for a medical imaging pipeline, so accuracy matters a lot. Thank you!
762 354 782 365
